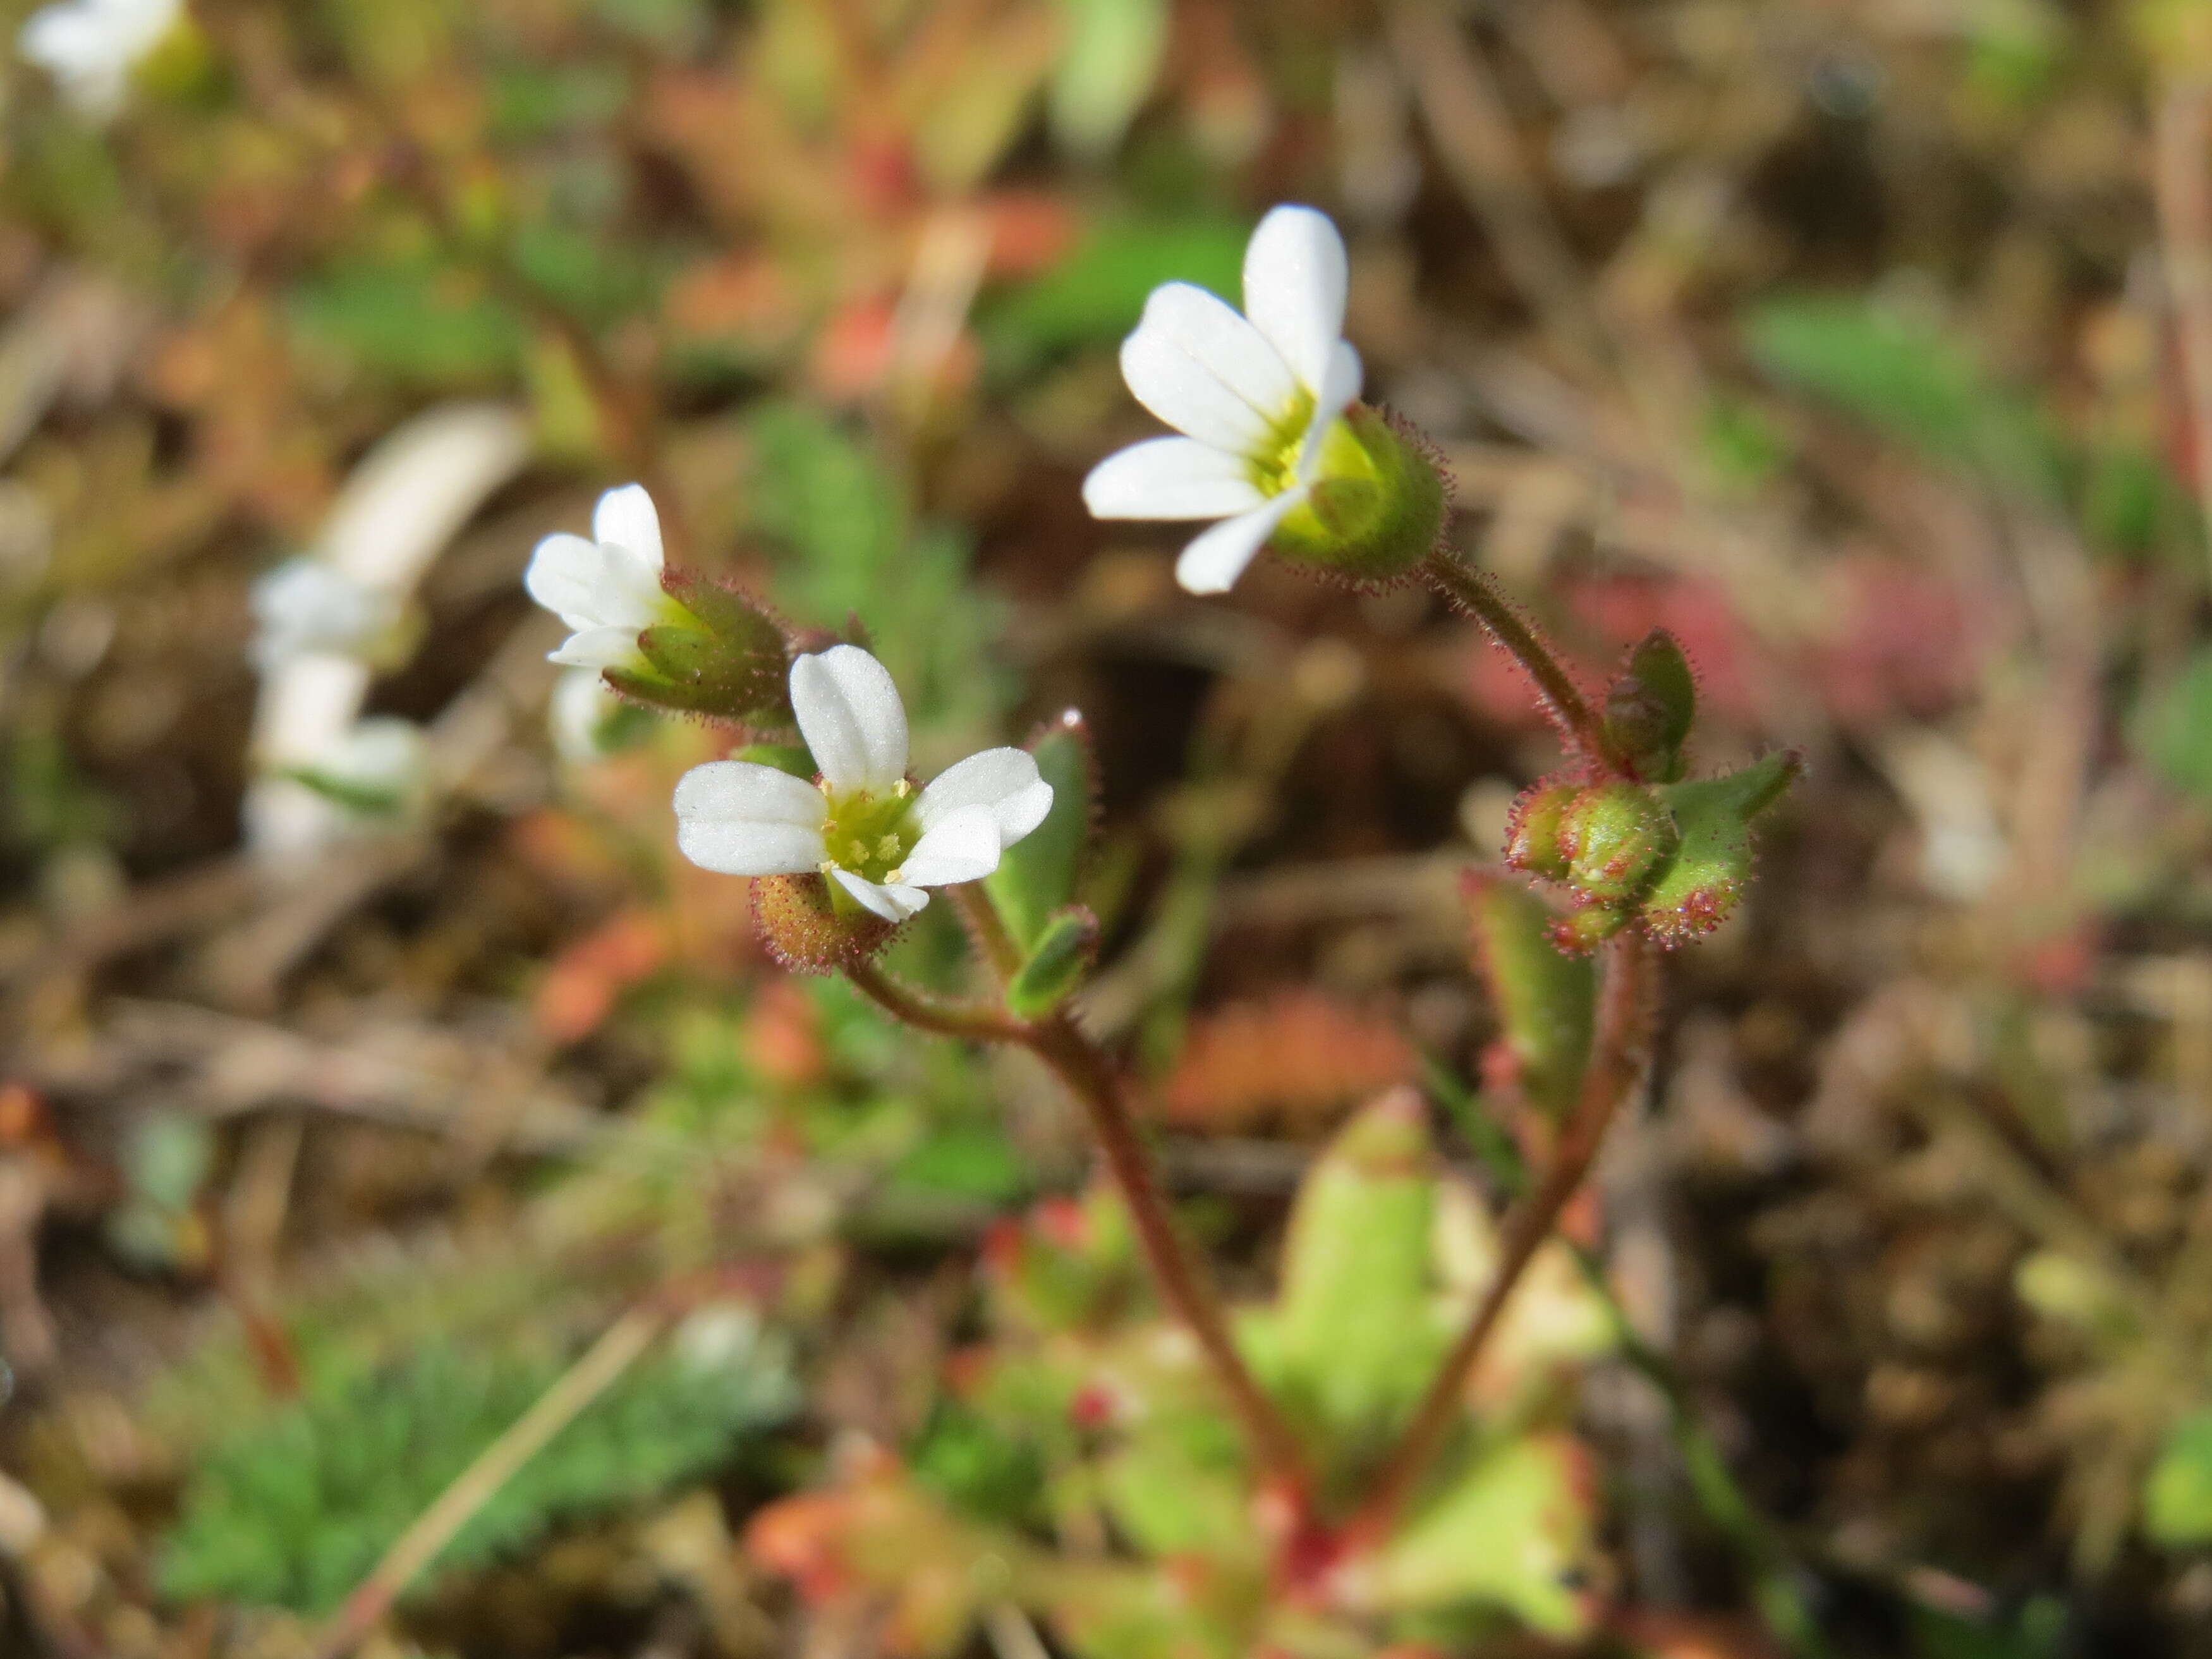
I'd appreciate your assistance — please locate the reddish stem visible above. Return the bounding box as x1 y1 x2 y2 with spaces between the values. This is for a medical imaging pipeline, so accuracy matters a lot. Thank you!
1023 1011 1310 1494
1343 932 1655 1548
1423 549 1610 761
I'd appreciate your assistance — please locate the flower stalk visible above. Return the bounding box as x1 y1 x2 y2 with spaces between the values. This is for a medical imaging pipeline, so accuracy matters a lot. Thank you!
1344 931 1655 1549
1420 547 1609 760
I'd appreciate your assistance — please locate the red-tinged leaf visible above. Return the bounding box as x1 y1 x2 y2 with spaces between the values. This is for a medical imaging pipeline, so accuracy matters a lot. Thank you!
533 908 671 1042
1162 992 1418 1133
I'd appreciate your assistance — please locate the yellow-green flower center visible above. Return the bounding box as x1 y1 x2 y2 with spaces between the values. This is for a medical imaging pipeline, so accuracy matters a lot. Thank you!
818 780 921 887
1245 387 1318 498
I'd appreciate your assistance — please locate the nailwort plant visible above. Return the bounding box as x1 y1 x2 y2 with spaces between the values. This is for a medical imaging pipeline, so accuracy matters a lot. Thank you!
521 204 1799 1638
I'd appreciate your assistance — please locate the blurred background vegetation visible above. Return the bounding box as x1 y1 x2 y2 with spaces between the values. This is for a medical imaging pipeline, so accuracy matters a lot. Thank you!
8 0 2212 1655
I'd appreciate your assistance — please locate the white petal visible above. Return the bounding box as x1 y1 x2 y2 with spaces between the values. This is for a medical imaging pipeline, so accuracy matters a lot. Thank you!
1120 284 1299 454
592 483 664 570
1296 342 1365 481
832 867 929 921
1243 205 1350 395
917 748 1054 844
1174 490 1304 595
547 626 643 669
1083 438 1267 521
526 534 664 634
791 645 908 795
899 804 1004 889
671 761 827 875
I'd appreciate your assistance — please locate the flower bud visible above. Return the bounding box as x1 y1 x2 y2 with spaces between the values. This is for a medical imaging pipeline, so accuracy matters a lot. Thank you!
1601 629 1696 781
1504 781 1579 881
1559 782 1677 903
1268 406 1450 587
751 872 896 973
1550 901 1630 954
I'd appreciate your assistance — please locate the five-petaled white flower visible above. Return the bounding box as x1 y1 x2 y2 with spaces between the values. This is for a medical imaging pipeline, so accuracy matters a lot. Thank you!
18 0 179 118
524 483 689 671
1083 205 1363 595
673 645 1052 924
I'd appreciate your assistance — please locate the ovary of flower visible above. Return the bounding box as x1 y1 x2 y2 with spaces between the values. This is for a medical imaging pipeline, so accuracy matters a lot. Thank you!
672 645 1053 924
18 0 179 118
1081 204 1363 595
523 483 686 671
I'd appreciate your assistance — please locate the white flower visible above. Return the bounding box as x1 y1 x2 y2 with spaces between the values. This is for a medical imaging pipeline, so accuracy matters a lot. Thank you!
672 644 1053 923
1082 205 1363 595
289 716 429 818
248 557 399 671
524 484 686 671
18 0 179 119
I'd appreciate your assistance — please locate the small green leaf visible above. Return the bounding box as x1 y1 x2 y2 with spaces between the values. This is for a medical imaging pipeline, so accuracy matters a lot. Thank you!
1356 1433 1593 1636
985 712 1098 951
1264 1092 1441 1466
2148 1411 2212 1545
1004 905 1098 1019
1048 0 1169 159
1638 751 1802 947
2136 648 2212 803
1463 875 1593 1120
979 216 1248 374
1746 294 2061 498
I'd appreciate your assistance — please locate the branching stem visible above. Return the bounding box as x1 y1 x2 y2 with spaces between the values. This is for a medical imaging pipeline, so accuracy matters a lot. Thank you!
844 957 1033 1044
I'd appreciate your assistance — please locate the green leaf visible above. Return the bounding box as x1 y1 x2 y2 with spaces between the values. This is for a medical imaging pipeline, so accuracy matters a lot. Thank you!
744 403 1005 734
1356 1433 1593 1636
979 216 1248 375
1005 906 1098 1019
986 714 1098 951
2148 1410 2212 1545
2136 648 2212 803
159 1315 798 1614
1746 294 2061 497
1638 750 1802 947
1463 875 1593 1119
1048 0 1169 159
1262 1093 1441 1466
288 262 525 387
888 1125 1031 1205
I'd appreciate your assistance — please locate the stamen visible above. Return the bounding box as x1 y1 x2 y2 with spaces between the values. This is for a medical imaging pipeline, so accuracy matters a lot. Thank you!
885 867 905 884
892 779 911 798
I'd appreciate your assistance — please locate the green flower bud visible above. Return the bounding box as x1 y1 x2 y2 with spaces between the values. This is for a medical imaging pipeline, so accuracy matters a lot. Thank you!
1559 782 1678 903
1550 901 1631 954
1601 629 1696 781
1504 781 1580 881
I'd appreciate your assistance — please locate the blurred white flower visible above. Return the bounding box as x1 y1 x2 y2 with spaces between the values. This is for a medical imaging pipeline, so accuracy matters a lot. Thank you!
549 665 628 763
1083 205 1363 594
18 0 179 118
248 558 399 671
673 644 1052 923
525 483 687 671
287 717 430 818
